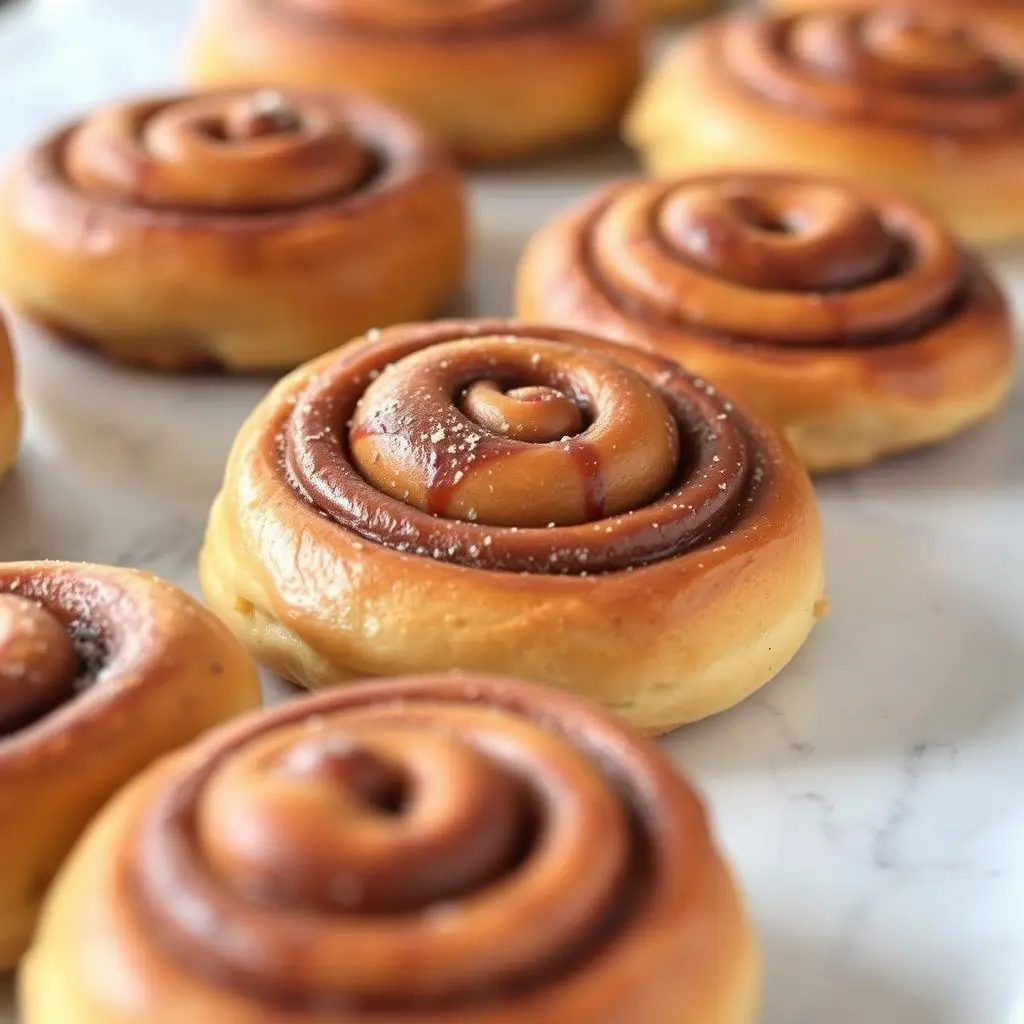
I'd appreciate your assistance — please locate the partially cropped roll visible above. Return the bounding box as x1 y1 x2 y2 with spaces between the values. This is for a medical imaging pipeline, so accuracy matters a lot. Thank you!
200 319 825 732
0 88 466 371
0 312 19 480
0 562 261 967
188 0 642 162
22 673 759 1024
517 172 1016 471
626 7 1024 246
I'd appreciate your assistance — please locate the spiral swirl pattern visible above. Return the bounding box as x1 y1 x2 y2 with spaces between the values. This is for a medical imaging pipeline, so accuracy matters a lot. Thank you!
275 0 590 34
282 320 764 574
0 562 261 968
62 89 376 211
120 674 722 1015
723 9 1024 132
0 595 80 736
0 564 258 738
562 173 970 347
0 573 126 740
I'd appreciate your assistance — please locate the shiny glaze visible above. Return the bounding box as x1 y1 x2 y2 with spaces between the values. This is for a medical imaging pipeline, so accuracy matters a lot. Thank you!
124 675 703 1013
576 173 978 349
21 86 457 232
283 321 762 573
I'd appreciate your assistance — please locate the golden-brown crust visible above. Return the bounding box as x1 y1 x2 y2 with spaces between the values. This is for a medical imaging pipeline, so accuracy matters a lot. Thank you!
0 89 467 372
189 0 642 162
0 313 19 480
625 10 1024 247
516 172 1016 472
199 319 825 733
21 673 760 1023
0 562 262 967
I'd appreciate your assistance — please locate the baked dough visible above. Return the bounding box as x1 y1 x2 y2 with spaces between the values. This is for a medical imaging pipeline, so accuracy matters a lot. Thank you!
0 88 466 371
189 0 642 162
200 319 826 733
0 562 261 967
626 8 1024 246
517 172 1016 471
22 673 760 1023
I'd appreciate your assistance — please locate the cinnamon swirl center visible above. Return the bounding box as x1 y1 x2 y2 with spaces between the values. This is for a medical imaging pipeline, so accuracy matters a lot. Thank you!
63 89 375 211
282 321 761 573
128 678 657 1011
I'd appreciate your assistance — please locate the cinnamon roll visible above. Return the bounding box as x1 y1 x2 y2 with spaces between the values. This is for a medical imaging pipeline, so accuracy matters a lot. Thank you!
626 8 1024 246
21 673 760 1024
517 172 1016 471
0 313 18 481
0 562 261 967
188 0 642 162
199 319 825 733
0 89 466 371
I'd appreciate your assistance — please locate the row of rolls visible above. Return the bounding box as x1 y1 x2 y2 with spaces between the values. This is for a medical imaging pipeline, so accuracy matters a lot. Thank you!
0 0 1020 1019
0 0 1020 471
1 593 758 1022
2 314 821 1021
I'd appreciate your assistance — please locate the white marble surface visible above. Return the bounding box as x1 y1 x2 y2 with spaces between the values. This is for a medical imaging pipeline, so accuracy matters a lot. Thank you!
0 0 1022 1021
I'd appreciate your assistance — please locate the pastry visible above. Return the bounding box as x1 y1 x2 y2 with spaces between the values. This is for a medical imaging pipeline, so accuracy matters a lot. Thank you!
626 7 1024 246
199 319 825 733
0 561 261 967
517 172 1016 471
0 88 466 371
22 672 760 1024
0 313 18 480
188 0 642 162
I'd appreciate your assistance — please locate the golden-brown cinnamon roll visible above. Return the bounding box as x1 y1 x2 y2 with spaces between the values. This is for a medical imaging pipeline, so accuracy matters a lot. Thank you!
188 1 642 162
0 313 19 481
0 89 466 371
0 562 261 967
517 172 1016 471
199 319 825 733
626 8 1024 246
21 673 760 1024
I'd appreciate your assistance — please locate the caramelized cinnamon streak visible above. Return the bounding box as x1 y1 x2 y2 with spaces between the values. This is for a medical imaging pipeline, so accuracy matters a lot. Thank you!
127 676 664 1012
722 9 1024 132
281 321 765 574
578 174 979 349
55 89 382 214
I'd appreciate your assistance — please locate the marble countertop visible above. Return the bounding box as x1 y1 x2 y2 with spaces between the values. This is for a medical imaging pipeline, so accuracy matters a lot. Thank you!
0 1 1021 1021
